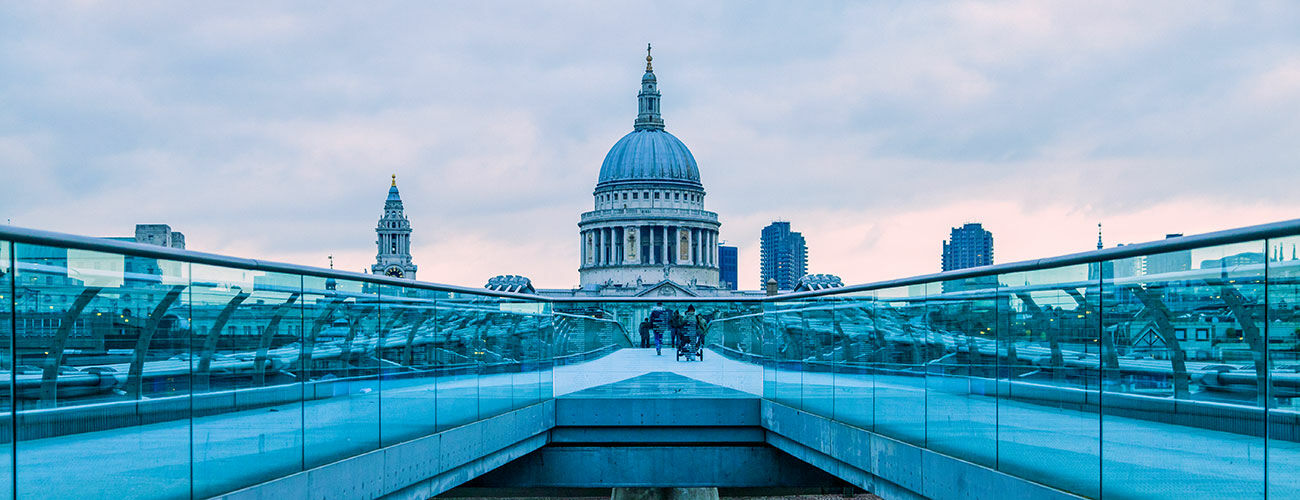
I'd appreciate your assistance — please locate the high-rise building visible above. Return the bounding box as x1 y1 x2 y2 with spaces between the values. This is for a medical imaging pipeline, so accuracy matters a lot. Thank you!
760 222 807 291
941 223 993 271
372 175 418 279
1145 233 1190 276
718 244 738 290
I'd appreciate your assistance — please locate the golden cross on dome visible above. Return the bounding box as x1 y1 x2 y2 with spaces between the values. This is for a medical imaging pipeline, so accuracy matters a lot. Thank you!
646 43 653 72
391 174 396 187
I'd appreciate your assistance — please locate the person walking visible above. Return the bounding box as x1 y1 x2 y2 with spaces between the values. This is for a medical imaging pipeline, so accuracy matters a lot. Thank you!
649 302 668 355
638 317 651 348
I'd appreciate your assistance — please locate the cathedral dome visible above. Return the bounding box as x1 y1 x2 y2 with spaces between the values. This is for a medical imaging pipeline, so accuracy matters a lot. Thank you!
597 129 701 189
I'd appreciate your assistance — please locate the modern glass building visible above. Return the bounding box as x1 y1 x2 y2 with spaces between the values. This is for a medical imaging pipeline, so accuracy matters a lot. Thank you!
718 244 738 290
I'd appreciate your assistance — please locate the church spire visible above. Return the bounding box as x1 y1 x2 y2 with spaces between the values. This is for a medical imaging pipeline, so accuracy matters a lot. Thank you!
635 43 665 131
1097 223 1103 250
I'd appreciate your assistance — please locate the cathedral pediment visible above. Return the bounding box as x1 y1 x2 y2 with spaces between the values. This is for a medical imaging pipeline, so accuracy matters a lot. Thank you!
634 280 698 297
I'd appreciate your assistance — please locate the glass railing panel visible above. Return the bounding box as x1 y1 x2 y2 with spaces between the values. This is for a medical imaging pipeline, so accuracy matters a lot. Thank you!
511 299 550 410
702 301 765 395
996 265 1100 498
799 299 837 418
300 275 379 467
925 276 999 468
13 244 192 499
378 284 439 446
189 265 303 498
0 241 12 500
1101 241 1266 499
832 290 875 431
873 284 928 446
434 295 481 430
1267 237 1300 499
552 301 643 395
476 297 523 420
767 300 808 409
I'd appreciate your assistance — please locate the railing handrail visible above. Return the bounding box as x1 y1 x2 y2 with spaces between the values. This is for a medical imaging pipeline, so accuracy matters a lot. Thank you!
0 224 544 302
772 217 1300 300
6 216 1300 304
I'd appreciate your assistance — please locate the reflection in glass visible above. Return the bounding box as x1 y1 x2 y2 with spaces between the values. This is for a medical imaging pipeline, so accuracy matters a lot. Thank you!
0 242 11 500
301 275 379 468
833 291 875 431
379 284 439 446
925 276 998 468
997 265 1099 497
872 285 928 446
1101 242 1265 499
190 266 303 498
1268 237 1300 499
14 244 191 499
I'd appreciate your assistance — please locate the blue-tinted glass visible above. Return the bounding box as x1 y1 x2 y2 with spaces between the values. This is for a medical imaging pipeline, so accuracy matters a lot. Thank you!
997 266 1100 497
1101 242 1265 499
14 244 191 499
435 296 480 431
768 301 806 409
925 276 998 468
190 265 303 498
477 298 518 420
833 291 874 431
379 284 439 445
1267 236 1300 499
0 242 11 500
300 275 379 467
873 285 927 445
799 299 836 418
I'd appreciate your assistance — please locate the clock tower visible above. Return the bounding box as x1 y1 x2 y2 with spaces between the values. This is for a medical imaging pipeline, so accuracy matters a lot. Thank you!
372 174 418 279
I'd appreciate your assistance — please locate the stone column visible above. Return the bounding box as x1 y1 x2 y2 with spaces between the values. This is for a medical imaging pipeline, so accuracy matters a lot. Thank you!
693 228 700 265
625 225 638 264
713 231 718 266
662 226 669 266
601 228 608 266
712 231 718 266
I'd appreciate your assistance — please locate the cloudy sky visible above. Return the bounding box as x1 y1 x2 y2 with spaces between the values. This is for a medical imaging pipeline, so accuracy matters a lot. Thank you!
2 2 1298 289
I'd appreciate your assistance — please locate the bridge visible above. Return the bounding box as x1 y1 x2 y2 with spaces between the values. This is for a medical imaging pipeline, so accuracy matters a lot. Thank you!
1 220 1299 499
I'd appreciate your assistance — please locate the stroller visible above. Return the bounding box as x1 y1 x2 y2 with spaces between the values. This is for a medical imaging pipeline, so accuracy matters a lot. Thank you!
675 331 704 361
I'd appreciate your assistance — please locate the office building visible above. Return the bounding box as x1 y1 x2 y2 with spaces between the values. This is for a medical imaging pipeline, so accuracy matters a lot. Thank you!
941 223 993 271
760 222 807 291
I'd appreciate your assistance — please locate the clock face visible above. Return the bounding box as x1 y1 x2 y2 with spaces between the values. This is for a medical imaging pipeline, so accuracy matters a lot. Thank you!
385 266 404 278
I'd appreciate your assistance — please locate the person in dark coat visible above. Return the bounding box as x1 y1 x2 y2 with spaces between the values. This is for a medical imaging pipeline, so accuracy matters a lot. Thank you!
669 310 685 348
638 318 652 348
649 303 668 355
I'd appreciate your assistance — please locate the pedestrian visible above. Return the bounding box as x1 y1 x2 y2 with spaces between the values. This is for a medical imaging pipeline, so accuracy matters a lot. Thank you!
650 302 668 355
638 317 651 348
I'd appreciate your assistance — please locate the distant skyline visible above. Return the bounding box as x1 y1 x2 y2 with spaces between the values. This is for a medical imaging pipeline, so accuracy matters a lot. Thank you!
3 2 1299 290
